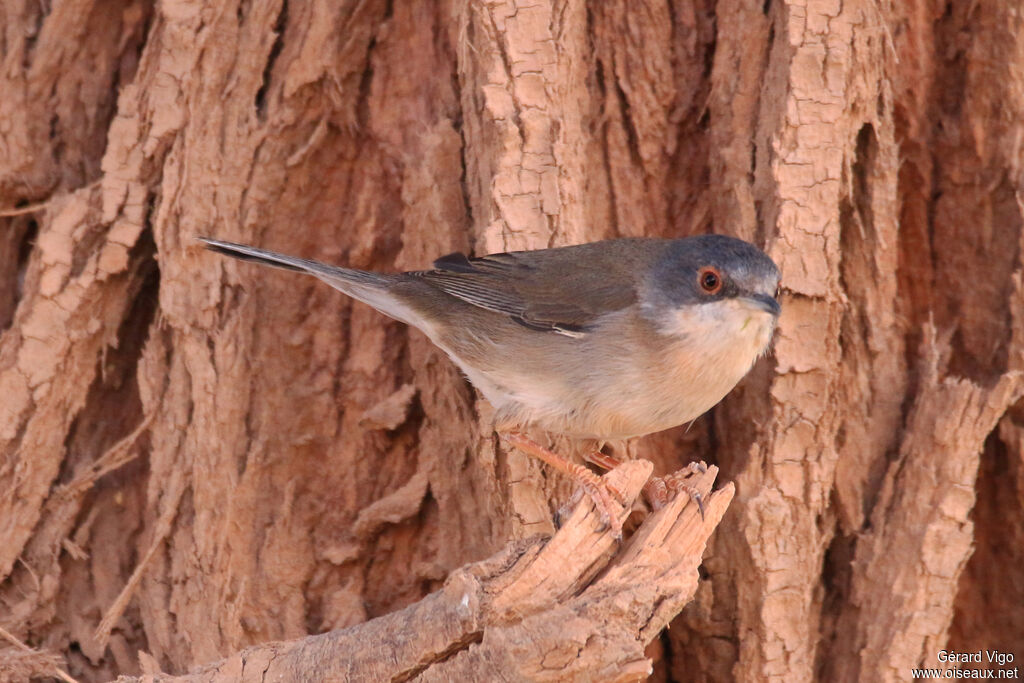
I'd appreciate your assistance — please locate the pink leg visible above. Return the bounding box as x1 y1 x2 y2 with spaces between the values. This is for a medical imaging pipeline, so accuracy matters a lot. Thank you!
502 432 626 536
584 450 707 519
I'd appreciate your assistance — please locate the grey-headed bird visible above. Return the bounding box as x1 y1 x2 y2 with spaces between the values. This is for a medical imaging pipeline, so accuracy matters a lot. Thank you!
199 235 781 533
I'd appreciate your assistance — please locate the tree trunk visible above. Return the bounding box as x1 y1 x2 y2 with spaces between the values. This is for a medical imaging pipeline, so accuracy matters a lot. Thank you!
1 0 1022 681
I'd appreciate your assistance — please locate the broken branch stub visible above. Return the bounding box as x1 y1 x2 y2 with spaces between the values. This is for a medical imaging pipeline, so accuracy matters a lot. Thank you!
118 461 732 683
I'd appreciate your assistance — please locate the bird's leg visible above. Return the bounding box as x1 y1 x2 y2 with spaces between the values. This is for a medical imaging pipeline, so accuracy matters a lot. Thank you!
583 450 707 519
501 432 626 536
581 449 622 471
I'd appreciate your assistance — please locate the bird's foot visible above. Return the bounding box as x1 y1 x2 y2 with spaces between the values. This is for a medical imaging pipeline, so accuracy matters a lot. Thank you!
584 451 707 520
501 432 627 537
644 463 707 519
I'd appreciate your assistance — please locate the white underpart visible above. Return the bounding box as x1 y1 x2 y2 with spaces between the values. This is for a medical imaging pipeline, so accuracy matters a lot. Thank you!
652 297 777 413
659 297 776 367
550 296 778 438
479 297 776 439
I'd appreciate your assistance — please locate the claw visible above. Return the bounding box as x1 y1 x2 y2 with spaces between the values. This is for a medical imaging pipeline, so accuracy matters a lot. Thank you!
642 470 707 520
691 490 706 520
503 431 625 537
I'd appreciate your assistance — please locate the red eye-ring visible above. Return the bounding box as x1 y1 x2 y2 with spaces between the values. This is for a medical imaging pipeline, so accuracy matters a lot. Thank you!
698 266 722 294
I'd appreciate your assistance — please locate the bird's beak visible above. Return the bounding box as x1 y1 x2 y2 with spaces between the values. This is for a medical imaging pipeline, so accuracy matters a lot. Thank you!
742 293 781 317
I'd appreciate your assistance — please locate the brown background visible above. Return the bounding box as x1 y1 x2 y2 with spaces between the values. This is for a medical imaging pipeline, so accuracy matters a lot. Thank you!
1 0 1023 680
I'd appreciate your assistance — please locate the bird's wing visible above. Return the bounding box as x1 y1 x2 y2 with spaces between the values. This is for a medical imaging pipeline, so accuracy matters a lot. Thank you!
411 242 650 335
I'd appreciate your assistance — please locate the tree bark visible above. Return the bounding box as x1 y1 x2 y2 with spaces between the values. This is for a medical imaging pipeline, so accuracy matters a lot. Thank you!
1 1 1023 682
110 462 730 682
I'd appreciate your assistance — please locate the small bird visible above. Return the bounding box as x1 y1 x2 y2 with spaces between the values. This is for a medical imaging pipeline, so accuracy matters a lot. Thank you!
199 235 781 531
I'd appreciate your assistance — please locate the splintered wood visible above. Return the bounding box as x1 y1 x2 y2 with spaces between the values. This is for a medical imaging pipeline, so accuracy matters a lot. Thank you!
114 461 731 683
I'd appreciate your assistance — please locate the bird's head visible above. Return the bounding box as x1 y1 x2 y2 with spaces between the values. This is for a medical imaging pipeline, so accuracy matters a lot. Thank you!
645 234 781 355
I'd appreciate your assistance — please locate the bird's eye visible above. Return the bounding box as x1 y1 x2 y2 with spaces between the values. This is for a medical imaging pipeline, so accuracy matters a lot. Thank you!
698 267 722 294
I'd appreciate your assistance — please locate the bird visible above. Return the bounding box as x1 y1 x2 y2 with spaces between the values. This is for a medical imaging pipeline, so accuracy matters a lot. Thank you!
198 234 781 533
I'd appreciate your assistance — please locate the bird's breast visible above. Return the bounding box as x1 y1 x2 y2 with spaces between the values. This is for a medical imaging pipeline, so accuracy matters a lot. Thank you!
429 302 776 441
534 303 776 439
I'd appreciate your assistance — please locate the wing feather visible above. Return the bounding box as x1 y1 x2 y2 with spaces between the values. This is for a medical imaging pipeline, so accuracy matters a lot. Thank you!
410 242 652 334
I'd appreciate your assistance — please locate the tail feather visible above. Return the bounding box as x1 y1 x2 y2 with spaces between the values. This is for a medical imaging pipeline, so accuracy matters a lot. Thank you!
200 237 308 273
197 236 429 329
197 237 389 288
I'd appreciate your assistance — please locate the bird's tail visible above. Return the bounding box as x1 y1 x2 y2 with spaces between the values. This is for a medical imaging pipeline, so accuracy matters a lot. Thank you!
197 236 433 329
198 237 389 288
